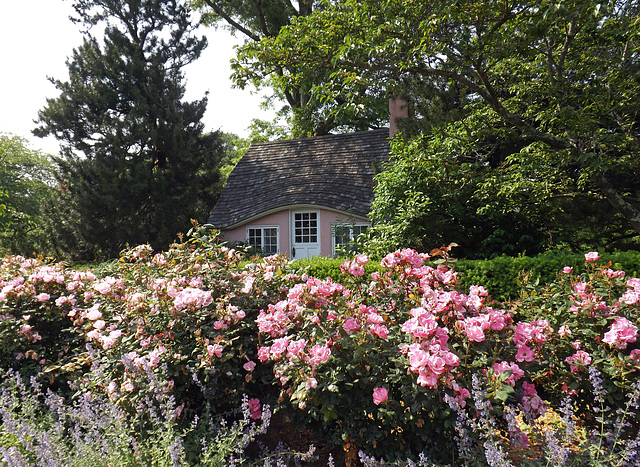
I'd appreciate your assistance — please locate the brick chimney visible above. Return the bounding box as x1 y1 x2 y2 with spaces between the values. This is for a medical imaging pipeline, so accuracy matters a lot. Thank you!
389 97 409 138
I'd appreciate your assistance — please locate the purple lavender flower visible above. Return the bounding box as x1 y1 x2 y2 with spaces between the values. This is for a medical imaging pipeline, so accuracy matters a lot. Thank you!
544 430 569 465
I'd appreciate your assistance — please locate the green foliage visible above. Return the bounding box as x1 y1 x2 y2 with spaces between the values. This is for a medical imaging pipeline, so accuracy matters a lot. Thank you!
34 0 225 260
193 0 389 136
291 255 380 283
0 134 58 256
455 250 640 302
510 258 640 422
291 250 640 304
246 117 289 143
217 131 250 184
2 229 640 464
367 135 555 259
236 0 640 246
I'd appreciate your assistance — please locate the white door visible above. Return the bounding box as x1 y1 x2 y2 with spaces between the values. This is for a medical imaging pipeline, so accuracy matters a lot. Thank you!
291 210 320 259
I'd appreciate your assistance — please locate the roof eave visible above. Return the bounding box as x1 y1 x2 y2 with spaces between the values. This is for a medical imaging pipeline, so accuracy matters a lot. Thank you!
212 204 370 230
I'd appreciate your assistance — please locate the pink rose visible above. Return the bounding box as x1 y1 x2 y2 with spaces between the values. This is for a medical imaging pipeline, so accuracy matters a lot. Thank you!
286 339 307 358
305 377 318 390
565 350 592 372
270 337 290 358
309 344 331 366
372 387 388 405
355 254 369 266
603 317 638 349
515 345 535 362
585 252 600 262
370 324 388 339
427 355 446 375
465 325 485 343
101 335 117 349
243 361 256 372
417 371 439 388
257 346 271 362
248 398 261 420
558 325 572 338
86 304 102 321
213 320 228 330
86 330 101 341
207 343 223 358
343 317 361 334
35 293 50 302
563 266 573 274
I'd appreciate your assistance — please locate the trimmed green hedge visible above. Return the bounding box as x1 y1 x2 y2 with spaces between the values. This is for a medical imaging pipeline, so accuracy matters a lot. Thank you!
291 250 640 303
289 256 378 283
456 250 640 302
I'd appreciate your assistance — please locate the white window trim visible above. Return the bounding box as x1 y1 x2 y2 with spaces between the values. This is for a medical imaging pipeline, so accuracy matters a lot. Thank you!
291 210 320 245
331 222 370 257
246 225 280 255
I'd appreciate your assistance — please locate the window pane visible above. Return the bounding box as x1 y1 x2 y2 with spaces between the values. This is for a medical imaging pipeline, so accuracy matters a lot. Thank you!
264 228 278 254
333 223 370 256
354 225 368 236
294 212 318 243
248 228 262 249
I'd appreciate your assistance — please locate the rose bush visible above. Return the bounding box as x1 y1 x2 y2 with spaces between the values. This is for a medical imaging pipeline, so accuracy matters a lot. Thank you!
0 227 296 417
1 228 639 464
254 247 550 461
508 252 640 418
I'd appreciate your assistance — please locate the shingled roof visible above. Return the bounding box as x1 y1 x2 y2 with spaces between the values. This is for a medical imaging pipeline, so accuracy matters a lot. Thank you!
207 129 390 229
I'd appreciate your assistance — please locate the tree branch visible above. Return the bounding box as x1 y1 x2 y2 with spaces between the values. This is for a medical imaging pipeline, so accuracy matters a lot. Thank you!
252 0 273 37
201 0 261 41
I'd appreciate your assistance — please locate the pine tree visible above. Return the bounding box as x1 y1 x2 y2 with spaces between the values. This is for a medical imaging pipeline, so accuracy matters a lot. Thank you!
35 0 224 259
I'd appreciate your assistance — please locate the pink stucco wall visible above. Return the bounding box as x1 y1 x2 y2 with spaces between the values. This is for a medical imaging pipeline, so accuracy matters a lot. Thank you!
220 207 368 258
222 210 291 251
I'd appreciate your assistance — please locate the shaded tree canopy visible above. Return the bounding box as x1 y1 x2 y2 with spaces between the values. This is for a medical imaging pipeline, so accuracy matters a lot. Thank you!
236 0 640 253
191 0 389 136
34 0 225 260
0 134 57 256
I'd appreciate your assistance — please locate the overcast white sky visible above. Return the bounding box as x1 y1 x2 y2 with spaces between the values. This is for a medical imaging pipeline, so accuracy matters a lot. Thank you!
0 0 275 155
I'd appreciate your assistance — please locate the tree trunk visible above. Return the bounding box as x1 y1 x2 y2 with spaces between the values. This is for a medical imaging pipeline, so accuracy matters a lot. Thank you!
592 172 640 235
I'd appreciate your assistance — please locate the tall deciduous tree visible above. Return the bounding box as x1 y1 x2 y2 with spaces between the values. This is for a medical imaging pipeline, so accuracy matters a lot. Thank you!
243 0 640 251
0 134 57 256
34 0 225 260
191 0 388 136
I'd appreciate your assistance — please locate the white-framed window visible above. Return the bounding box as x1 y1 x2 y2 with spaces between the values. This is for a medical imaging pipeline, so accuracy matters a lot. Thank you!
332 223 369 256
247 226 279 255
293 211 318 244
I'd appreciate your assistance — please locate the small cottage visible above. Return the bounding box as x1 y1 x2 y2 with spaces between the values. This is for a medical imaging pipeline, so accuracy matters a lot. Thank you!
206 128 390 259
